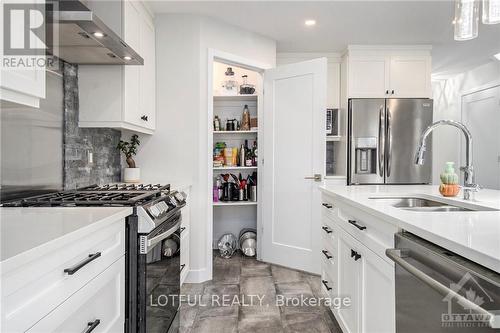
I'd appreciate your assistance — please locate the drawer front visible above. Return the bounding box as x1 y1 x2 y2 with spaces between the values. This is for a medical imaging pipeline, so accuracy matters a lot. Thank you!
321 196 338 222
2 219 125 332
335 203 396 262
321 218 337 250
26 256 125 333
321 268 337 298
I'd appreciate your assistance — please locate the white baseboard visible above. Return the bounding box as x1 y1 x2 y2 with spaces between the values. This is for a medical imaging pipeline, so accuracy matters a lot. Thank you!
184 268 211 284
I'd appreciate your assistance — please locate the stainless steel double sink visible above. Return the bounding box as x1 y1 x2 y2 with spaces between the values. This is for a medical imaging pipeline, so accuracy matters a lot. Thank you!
368 197 498 212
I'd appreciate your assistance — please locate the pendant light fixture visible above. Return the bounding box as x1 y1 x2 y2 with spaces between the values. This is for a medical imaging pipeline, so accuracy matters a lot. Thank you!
453 0 480 41
483 0 500 24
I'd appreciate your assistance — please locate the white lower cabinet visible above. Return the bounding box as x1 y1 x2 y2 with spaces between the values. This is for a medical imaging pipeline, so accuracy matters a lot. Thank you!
337 229 362 333
26 257 125 333
322 194 395 333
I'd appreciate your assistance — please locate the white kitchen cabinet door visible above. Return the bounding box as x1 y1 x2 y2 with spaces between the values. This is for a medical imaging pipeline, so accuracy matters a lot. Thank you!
348 56 389 98
138 16 156 130
123 1 142 128
26 257 124 333
337 229 362 333
261 58 326 274
389 55 431 98
362 244 395 333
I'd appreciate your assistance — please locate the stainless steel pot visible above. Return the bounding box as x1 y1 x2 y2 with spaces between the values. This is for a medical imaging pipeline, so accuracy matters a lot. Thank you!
218 233 237 258
239 228 257 257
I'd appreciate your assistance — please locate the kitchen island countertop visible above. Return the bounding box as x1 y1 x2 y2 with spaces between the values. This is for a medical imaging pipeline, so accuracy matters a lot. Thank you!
320 185 500 272
0 207 132 262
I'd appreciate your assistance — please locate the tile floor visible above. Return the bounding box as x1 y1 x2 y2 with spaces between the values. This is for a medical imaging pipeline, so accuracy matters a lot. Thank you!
179 251 343 333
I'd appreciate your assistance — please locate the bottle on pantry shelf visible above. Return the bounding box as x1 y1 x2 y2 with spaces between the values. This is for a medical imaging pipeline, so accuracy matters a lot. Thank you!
214 115 221 131
239 143 246 167
241 105 250 131
251 141 258 166
245 140 253 167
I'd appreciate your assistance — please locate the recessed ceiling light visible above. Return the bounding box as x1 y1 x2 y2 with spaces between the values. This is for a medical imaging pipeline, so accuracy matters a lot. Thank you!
305 19 316 26
494 52 500 61
123 56 132 61
93 32 105 38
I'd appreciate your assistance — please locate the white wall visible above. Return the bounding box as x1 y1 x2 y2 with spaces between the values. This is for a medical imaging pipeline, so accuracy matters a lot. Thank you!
135 14 275 283
431 60 500 184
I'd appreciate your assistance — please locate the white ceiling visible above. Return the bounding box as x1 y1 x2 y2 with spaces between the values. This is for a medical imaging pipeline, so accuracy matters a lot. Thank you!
148 1 500 77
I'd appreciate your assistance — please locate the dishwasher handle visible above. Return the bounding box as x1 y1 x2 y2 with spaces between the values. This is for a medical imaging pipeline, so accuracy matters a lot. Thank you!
386 248 500 329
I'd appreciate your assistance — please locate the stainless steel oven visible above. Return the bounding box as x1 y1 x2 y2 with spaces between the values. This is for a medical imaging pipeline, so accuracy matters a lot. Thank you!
137 211 183 333
387 232 500 333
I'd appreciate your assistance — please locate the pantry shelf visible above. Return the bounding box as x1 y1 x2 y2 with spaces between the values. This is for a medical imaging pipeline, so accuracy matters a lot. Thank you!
326 135 342 142
214 130 258 134
213 201 258 206
213 166 258 171
213 94 258 101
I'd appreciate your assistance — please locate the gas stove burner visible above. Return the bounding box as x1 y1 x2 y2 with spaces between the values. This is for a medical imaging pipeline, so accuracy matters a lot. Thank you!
81 183 169 192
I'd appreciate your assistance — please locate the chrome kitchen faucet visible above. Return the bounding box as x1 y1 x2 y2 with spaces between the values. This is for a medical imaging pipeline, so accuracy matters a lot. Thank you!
414 120 480 200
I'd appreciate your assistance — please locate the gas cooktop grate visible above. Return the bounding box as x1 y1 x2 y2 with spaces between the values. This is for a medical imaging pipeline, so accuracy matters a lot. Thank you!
1 184 170 207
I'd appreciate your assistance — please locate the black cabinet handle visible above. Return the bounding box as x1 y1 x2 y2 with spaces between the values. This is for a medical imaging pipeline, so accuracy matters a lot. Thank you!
141 115 148 121
322 226 333 234
322 280 332 291
386 90 389 95
348 220 366 231
350 249 361 261
180 264 186 272
64 252 101 275
85 319 101 333
180 227 186 233
322 250 333 260
391 90 395 95
322 203 333 209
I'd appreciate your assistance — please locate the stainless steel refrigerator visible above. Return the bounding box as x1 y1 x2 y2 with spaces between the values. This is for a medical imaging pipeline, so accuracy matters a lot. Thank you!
348 99 433 185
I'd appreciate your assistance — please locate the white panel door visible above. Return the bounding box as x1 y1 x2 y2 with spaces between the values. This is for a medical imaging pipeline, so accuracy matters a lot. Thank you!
389 56 431 98
262 58 326 273
462 86 500 189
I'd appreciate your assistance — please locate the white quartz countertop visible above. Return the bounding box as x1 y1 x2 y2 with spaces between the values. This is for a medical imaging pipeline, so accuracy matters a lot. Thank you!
0 207 132 262
319 185 500 273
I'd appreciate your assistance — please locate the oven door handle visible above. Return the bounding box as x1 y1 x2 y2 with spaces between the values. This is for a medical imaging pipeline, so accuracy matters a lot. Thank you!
386 249 499 328
146 219 181 251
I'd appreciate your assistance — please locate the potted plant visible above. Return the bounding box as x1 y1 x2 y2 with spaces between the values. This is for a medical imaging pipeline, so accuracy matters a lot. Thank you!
117 134 141 183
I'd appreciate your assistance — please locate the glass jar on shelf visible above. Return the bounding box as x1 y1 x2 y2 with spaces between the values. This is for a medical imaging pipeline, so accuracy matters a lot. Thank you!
220 67 239 96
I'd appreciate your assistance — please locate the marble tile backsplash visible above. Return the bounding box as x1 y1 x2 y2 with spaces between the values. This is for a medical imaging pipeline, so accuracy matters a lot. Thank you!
63 63 121 189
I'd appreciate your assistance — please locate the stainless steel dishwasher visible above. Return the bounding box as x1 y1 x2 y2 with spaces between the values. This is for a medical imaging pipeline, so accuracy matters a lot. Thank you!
386 232 500 332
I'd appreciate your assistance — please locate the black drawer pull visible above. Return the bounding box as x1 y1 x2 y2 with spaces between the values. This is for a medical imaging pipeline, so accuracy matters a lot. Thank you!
322 226 333 234
348 220 367 231
85 319 101 333
180 227 186 233
64 252 102 275
141 115 148 121
322 280 332 291
322 203 333 209
180 264 186 272
350 249 361 261
322 250 333 260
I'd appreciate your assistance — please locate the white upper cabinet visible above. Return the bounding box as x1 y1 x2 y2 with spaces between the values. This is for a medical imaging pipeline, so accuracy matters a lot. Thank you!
79 0 156 134
348 55 388 98
0 0 46 107
389 55 431 98
343 46 432 99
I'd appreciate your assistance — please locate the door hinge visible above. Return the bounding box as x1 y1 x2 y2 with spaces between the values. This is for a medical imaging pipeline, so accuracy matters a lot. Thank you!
261 158 264 165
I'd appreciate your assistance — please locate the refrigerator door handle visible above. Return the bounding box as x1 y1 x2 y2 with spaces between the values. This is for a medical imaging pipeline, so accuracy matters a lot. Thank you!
378 106 385 177
386 107 393 177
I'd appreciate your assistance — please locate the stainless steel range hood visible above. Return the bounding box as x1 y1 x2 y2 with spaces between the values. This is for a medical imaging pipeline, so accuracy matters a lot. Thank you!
47 0 143 65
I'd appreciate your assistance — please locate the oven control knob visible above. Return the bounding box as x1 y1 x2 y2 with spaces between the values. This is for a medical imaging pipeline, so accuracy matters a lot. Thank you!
149 205 160 218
